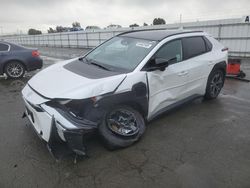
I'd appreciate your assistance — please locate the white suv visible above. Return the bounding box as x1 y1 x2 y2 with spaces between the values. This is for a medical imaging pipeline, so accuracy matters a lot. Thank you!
22 30 228 157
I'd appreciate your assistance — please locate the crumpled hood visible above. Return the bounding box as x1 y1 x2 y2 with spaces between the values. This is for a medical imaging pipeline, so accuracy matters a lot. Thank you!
28 58 126 99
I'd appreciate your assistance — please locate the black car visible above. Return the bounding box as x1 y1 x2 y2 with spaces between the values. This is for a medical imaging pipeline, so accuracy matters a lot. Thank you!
0 41 43 78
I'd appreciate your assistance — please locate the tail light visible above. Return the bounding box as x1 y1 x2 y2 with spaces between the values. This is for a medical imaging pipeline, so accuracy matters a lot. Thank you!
32 50 40 57
222 47 228 52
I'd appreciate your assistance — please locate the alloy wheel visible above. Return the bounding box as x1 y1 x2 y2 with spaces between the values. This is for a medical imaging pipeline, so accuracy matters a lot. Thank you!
6 62 24 78
107 109 139 136
210 72 223 98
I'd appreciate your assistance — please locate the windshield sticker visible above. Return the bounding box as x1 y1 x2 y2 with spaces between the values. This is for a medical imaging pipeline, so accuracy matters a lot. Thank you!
136 42 152 49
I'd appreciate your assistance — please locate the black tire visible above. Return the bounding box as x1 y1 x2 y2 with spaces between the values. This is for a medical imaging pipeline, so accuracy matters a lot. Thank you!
237 71 246 78
205 69 225 99
98 106 146 150
4 61 25 79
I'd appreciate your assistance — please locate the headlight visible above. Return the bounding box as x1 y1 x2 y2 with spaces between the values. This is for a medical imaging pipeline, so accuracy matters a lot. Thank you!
50 97 101 120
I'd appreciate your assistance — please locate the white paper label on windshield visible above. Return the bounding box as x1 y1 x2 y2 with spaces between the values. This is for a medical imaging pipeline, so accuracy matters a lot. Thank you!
136 42 152 49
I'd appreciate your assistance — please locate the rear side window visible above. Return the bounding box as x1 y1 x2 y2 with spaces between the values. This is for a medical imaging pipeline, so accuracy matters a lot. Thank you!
203 36 213 51
182 37 206 59
0 43 9 51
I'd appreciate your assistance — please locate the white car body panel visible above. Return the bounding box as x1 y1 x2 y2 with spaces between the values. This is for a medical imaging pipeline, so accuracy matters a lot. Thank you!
22 84 49 105
147 60 190 118
115 72 147 93
28 59 126 100
23 97 52 141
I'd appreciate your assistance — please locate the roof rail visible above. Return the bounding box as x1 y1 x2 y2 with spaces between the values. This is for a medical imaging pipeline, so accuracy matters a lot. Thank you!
117 28 170 36
119 28 203 36
117 29 204 41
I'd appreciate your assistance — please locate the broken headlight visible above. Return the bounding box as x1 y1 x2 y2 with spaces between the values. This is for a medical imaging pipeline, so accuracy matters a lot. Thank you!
48 96 103 120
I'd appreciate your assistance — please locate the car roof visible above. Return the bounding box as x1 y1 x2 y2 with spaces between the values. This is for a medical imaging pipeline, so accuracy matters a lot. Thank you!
0 41 31 51
118 29 204 41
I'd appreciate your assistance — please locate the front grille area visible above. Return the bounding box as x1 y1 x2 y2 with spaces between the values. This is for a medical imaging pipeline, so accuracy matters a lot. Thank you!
25 99 44 112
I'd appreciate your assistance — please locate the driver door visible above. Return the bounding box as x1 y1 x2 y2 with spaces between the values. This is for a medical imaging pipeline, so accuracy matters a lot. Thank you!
146 39 190 119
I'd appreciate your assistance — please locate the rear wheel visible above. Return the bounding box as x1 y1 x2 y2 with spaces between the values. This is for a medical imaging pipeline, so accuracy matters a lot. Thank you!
98 106 146 150
205 69 225 99
4 61 25 79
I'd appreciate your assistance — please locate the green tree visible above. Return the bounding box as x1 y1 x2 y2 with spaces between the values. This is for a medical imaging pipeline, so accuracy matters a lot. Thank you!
28 28 42 35
143 23 148 26
56 26 64 32
129 23 139 28
47 27 56 33
153 18 166 25
72 22 81 28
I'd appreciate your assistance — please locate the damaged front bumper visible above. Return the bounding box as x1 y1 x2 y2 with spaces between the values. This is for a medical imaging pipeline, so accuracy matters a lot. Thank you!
22 85 97 158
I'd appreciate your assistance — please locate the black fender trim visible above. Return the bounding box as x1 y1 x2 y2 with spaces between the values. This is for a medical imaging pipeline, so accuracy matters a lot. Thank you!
97 82 149 119
207 61 227 88
212 61 227 75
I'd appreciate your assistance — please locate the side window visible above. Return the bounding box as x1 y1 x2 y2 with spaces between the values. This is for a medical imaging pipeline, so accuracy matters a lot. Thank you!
0 43 9 51
182 37 206 59
203 36 213 51
155 39 183 64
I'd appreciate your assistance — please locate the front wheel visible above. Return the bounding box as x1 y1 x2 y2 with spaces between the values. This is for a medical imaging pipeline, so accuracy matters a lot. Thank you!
4 61 25 79
98 106 146 150
205 69 225 99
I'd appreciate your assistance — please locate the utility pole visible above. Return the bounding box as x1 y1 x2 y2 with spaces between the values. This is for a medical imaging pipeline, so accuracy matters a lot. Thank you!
179 14 182 25
179 14 183 30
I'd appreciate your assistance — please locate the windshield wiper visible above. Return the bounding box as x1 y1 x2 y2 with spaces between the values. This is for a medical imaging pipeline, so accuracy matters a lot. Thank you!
89 61 110 71
78 57 88 63
79 57 111 71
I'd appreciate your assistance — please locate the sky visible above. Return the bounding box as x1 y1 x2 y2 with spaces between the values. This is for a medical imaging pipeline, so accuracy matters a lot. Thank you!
0 0 250 34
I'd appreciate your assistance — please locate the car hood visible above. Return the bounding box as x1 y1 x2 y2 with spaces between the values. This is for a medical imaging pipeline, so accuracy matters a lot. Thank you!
27 58 126 99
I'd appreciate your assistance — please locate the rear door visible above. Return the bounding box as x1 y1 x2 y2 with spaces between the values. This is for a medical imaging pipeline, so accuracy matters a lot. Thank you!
181 36 212 96
146 39 190 119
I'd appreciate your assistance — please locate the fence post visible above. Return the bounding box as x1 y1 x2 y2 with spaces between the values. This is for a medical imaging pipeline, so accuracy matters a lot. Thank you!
98 32 101 45
76 32 79 48
60 33 62 48
67 33 70 48
86 32 89 48
53 34 56 47
218 24 222 41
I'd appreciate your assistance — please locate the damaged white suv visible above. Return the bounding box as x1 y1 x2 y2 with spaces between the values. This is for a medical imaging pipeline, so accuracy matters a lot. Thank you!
22 30 228 157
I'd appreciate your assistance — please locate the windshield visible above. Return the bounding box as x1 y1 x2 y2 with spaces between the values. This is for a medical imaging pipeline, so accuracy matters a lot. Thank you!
85 36 157 72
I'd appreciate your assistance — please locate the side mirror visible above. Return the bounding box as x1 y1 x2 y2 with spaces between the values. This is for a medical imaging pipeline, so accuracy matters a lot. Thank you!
146 58 169 71
155 58 169 71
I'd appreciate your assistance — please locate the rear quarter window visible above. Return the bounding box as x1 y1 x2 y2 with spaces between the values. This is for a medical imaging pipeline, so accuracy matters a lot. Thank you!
203 36 213 51
182 37 206 59
0 43 9 51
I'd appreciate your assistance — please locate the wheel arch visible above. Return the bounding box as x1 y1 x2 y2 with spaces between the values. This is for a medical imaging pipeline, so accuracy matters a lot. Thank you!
3 59 27 73
97 83 149 120
112 100 148 119
204 61 226 99
211 61 227 76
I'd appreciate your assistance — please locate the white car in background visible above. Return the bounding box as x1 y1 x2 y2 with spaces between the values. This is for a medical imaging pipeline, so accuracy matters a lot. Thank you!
22 29 228 157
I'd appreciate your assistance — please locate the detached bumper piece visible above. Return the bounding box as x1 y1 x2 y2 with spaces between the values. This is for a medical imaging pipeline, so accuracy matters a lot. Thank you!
22 85 98 160
22 102 97 160
47 116 96 159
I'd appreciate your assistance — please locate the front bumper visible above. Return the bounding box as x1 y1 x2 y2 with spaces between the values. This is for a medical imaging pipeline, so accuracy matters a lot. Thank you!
22 86 97 158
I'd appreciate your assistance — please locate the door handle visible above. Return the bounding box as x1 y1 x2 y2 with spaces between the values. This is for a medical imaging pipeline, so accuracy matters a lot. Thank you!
178 71 188 76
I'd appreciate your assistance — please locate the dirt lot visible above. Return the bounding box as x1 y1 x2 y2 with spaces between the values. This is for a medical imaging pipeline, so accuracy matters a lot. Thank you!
0 47 250 188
